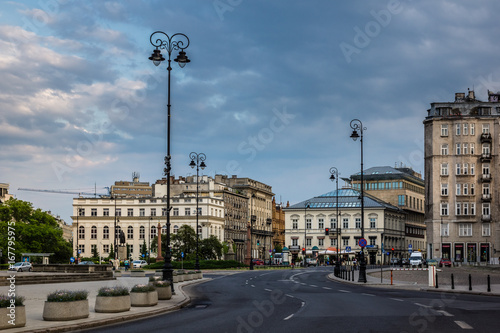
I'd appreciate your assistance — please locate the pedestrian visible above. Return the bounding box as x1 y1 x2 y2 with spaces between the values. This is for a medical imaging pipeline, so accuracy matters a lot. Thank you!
124 259 129 271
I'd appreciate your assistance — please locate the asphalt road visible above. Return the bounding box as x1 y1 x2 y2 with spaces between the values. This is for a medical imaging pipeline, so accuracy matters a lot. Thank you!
80 267 500 333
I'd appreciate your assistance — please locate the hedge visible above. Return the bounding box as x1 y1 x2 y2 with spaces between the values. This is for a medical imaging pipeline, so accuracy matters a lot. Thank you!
145 260 246 270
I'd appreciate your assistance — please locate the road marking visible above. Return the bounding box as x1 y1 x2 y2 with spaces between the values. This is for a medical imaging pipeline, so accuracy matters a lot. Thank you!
284 314 294 321
338 290 351 293
300 283 306 285
454 321 473 329
437 310 453 317
414 303 431 308
323 287 332 290
389 298 404 302
264 288 272 292
310 285 318 288
285 294 294 298
362 293 375 297
301 302 305 307
251 285 255 288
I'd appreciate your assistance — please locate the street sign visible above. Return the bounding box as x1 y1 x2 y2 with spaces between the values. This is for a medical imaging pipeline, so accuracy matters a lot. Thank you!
142 254 145 258
359 238 367 248
345 246 352 252
409 244 413 253
386 252 390 255
78 250 81 254
70 257 75 263
181 252 184 258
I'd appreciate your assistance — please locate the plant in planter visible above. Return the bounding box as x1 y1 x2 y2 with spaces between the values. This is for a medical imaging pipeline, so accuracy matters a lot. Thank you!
95 286 131 313
130 284 158 307
43 290 89 321
0 294 26 329
152 280 172 300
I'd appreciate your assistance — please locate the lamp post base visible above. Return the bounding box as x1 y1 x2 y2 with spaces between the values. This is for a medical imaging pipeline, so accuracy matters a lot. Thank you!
358 252 367 283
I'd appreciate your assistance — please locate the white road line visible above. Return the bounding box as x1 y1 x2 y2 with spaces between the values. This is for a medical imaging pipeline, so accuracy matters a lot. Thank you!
362 293 375 297
338 290 351 293
437 310 453 317
310 285 318 287
300 283 306 285
389 298 404 302
251 285 255 288
284 314 294 321
285 294 294 298
414 303 431 308
454 321 473 329
301 302 305 307
264 288 272 292
323 287 332 290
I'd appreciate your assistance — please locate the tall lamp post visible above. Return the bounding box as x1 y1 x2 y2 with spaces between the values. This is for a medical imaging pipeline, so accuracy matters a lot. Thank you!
189 152 207 271
76 206 80 263
148 31 190 289
148 217 152 265
113 197 118 261
329 167 340 277
304 201 311 267
350 118 367 283
249 193 256 270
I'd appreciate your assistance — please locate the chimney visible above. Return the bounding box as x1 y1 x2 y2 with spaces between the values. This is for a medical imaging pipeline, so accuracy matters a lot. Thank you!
468 90 475 100
455 93 465 102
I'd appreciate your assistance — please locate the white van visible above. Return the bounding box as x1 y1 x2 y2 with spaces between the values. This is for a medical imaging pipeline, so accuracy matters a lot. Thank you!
409 251 424 267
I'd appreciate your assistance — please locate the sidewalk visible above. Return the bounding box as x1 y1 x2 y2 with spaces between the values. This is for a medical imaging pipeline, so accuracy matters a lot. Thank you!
1 271 209 333
328 267 500 297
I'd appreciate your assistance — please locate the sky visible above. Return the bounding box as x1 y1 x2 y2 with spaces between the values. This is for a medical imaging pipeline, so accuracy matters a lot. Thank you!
2 0 500 224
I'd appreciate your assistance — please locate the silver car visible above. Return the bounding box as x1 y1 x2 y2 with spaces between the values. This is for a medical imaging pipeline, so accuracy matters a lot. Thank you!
9 262 32 272
132 260 147 268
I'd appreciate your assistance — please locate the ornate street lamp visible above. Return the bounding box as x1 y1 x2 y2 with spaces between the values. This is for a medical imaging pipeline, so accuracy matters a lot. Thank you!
189 152 207 271
350 118 367 283
149 31 191 292
329 167 341 277
250 193 256 270
304 201 311 267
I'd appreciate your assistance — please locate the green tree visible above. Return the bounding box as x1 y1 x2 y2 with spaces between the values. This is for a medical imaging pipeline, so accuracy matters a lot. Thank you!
199 236 223 260
171 225 197 260
108 244 114 260
0 198 72 263
274 243 283 253
140 239 148 259
91 245 99 260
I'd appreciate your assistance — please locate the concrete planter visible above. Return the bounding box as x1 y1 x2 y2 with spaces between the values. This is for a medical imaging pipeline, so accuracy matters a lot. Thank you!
130 291 158 307
173 274 179 283
130 270 146 277
0 306 26 329
177 274 185 282
94 295 131 313
184 274 192 281
114 270 122 277
155 287 172 300
43 300 89 321
196 272 203 279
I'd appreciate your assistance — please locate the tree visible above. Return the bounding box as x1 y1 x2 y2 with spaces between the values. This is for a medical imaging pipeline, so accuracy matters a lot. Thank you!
108 244 114 260
199 236 223 260
140 239 148 259
171 225 197 260
0 198 72 263
91 245 99 260
274 243 283 253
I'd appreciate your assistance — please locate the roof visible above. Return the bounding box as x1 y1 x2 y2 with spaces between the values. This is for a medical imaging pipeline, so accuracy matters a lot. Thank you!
350 166 424 185
285 188 402 211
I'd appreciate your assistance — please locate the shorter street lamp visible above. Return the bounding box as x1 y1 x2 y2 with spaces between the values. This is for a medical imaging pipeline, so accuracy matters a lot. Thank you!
189 152 206 271
329 167 341 277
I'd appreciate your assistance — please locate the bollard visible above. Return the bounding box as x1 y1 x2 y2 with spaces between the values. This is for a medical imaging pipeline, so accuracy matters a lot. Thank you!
487 275 491 292
391 270 393 285
435 273 439 288
469 274 472 291
451 273 454 290
352 269 354 282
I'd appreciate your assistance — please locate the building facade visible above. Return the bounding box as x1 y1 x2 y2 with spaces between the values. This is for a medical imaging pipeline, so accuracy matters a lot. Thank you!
424 90 500 264
272 198 286 250
349 165 426 259
284 189 406 265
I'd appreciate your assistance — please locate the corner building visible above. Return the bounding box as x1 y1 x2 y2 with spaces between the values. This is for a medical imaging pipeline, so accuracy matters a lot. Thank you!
424 90 500 264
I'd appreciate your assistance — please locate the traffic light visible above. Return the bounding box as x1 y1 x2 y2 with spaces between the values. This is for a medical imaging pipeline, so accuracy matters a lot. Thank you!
325 228 329 235
392 247 395 252
302 248 305 255
257 240 260 246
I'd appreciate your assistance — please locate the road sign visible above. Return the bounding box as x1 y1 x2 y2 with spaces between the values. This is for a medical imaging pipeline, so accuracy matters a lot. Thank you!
359 238 367 248
345 246 352 252
181 252 184 258
70 257 75 263
78 250 81 254
409 244 413 253
142 254 145 258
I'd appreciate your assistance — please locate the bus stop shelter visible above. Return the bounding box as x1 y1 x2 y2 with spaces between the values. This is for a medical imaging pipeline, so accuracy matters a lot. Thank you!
21 253 54 264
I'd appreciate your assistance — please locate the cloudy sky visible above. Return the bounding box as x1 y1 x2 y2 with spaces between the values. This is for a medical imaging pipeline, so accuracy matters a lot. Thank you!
2 0 500 224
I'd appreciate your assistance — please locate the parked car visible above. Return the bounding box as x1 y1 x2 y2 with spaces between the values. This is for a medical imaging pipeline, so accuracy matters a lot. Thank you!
252 259 264 266
9 262 32 272
439 258 452 267
132 260 147 268
390 258 401 265
425 259 438 266
78 261 95 265
401 258 410 266
305 258 318 267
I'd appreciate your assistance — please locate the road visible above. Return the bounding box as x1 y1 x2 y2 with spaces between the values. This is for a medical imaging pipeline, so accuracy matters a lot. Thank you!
80 267 500 333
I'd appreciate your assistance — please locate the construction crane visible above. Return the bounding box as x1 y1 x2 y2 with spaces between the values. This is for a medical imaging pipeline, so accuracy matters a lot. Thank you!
18 187 110 197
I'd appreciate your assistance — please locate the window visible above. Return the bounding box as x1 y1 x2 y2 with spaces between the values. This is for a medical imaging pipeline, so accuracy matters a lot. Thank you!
482 144 491 156
185 208 191 216
103 244 109 254
91 226 97 239
456 184 461 196
342 218 349 229
127 208 133 217
441 124 448 136
482 123 490 134
482 203 490 216
292 239 298 246
441 144 448 155
456 124 461 136
440 203 449 216
127 226 133 239
463 184 468 195
355 217 361 229
78 226 85 239
306 239 312 247
292 219 298 229
459 223 472 236
463 123 468 135
151 208 156 216
173 208 179 216
463 163 468 175
456 164 461 175
162 208 167 216
103 226 109 239
306 218 312 229
139 226 145 239
139 208 145 217
78 244 85 255
370 218 376 228
471 163 475 175
482 163 490 175
78 208 85 216
197 207 202 216
441 163 448 176
330 218 337 229
441 184 448 196
463 203 469 215
129 245 133 254
342 238 349 246
318 218 324 229
456 203 461 215
369 237 376 246
463 143 468 154
330 238 337 246
103 208 109 216
470 124 475 135
151 225 157 239
470 143 475 154
482 223 491 236
471 184 475 195
115 208 121 217
456 143 461 155
319 238 324 246
483 184 490 195
440 223 449 236
398 195 406 206
173 225 179 234
471 203 476 215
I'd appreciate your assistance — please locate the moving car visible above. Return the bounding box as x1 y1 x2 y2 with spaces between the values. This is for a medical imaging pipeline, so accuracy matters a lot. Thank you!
9 262 32 272
305 258 318 267
78 261 95 265
439 258 452 267
132 260 147 268
409 251 425 267
252 259 264 266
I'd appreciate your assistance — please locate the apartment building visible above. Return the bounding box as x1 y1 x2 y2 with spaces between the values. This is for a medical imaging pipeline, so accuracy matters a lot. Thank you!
424 90 500 264
272 197 286 250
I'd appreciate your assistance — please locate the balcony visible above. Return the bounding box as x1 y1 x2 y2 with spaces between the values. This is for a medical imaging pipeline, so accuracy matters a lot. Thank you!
482 214 491 222
266 218 272 225
480 133 492 143
481 174 491 182
482 193 491 201
481 153 492 162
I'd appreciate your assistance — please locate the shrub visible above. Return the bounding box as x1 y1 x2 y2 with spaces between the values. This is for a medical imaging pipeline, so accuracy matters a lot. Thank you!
131 269 144 272
130 284 155 293
97 286 129 297
0 294 25 307
152 280 171 288
47 290 88 302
